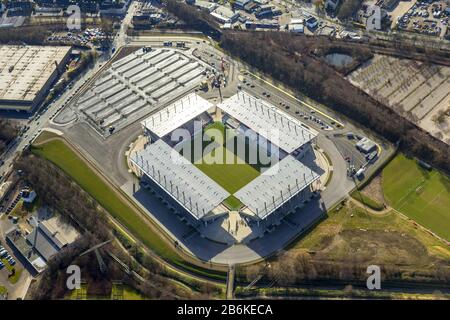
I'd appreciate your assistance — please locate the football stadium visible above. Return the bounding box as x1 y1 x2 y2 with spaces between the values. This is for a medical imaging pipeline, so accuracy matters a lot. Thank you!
130 91 323 239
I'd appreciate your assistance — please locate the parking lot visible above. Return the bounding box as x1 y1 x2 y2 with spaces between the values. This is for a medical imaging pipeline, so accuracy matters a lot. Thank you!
75 47 209 136
237 72 340 133
0 226 30 300
347 54 450 144
396 0 449 37
47 28 108 48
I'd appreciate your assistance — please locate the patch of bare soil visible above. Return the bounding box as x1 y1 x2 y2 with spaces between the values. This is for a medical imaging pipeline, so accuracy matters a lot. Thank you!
361 175 385 204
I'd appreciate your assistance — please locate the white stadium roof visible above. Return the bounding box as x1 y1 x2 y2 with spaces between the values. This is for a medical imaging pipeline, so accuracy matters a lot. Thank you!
218 91 316 153
141 93 213 138
131 139 230 220
234 155 320 220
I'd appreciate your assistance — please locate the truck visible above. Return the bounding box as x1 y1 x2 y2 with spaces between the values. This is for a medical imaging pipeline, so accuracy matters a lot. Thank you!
199 80 208 91
355 167 365 180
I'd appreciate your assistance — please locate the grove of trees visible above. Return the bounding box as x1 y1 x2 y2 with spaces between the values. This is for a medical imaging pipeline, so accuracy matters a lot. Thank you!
337 0 364 21
0 119 18 155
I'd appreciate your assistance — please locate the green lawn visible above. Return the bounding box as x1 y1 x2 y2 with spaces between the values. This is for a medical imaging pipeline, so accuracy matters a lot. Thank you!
383 154 450 241
31 139 227 281
193 122 261 209
66 283 147 300
1 258 22 284
290 202 450 269
350 190 384 211
195 155 260 193
32 130 59 145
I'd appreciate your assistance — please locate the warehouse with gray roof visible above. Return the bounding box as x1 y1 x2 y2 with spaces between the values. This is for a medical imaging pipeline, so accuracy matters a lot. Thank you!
0 45 71 112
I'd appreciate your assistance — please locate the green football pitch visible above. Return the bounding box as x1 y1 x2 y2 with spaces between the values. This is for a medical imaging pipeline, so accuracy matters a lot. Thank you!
383 154 450 241
192 122 261 210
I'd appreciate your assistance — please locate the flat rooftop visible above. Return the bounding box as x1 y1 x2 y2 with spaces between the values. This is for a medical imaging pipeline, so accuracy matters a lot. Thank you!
0 45 71 103
235 155 321 219
141 93 213 138
131 139 230 220
218 91 316 153
39 216 80 249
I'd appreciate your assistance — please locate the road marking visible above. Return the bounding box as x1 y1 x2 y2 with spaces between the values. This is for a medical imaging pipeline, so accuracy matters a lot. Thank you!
245 70 345 127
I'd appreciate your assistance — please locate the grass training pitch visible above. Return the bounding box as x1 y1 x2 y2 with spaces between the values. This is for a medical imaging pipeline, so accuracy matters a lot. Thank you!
383 154 450 241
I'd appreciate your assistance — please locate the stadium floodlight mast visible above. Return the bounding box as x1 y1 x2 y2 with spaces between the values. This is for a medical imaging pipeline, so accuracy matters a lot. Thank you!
79 240 112 274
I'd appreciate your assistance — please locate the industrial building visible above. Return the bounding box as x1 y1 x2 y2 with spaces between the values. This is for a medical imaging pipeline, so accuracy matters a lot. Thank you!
131 91 322 233
0 45 71 113
77 48 208 135
6 216 79 275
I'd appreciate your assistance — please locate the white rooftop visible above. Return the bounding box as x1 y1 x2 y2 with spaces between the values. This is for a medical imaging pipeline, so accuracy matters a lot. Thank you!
131 139 230 220
235 155 320 219
141 93 213 138
218 91 316 153
0 45 70 103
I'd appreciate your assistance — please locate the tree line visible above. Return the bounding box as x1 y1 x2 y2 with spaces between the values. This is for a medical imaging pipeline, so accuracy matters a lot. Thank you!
0 120 18 155
244 249 450 286
16 153 207 299
164 0 221 38
337 0 364 21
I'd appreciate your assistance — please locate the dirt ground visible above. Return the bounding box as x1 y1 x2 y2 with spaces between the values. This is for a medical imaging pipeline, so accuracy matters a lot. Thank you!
292 202 450 278
361 175 385 204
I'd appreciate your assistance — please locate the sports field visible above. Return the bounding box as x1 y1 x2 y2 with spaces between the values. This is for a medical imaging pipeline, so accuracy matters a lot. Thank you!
196 146 260 209
383 154 450 241
193 122 261 209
